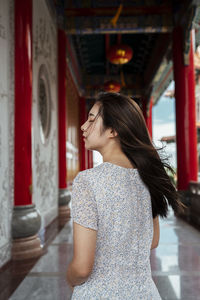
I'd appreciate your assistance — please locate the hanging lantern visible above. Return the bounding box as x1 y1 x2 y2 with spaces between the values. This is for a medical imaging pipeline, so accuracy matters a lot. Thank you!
107 44 133 65
104 80 121 92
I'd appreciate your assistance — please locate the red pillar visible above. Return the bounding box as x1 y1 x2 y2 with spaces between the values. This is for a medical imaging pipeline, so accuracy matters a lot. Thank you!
79 97 87 171
173 28 198 190
90 150 93 168
142 97 153 139
12 0 42 260
148 97 153 138
87 150 93 169
14 0 32 206
85 149 88 170
142 98 148 125
58 29 67 189
87 151 90 169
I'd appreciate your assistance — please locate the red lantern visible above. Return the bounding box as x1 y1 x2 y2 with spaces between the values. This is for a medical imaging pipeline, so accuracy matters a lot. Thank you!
104 80 121 92
107 44 133 65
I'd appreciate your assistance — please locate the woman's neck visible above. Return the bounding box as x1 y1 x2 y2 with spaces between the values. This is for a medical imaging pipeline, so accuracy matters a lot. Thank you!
102 153 134 169
99 141 135 168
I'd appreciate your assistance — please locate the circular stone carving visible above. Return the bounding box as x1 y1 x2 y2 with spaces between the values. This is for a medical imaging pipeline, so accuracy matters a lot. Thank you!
37 64 51 144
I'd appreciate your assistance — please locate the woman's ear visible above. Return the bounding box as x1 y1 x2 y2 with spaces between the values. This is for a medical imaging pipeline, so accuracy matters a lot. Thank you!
110 128 118 138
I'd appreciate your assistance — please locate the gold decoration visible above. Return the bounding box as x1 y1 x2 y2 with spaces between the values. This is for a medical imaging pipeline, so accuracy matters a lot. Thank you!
110 4 123 27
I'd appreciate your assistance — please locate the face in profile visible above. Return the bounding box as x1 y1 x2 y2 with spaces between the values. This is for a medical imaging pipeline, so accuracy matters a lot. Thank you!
81 102 112 152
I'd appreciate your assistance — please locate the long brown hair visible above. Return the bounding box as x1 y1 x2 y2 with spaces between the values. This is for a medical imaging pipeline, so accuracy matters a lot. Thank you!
95 92 181 218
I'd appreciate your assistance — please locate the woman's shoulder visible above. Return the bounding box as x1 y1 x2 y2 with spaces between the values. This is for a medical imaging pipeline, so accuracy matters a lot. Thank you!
73 163 105 183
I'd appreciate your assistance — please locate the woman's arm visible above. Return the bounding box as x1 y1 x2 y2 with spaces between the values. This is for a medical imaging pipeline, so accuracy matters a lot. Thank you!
66 222 97 288
151 216 160 249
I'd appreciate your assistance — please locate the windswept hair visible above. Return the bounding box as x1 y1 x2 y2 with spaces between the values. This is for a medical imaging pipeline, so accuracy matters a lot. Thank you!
95 92 182 218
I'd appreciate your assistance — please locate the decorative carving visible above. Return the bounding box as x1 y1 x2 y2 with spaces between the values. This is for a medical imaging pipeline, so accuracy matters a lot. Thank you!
33 13 57 83
0 168 9 242
37 64 51 144
34 18 52 61
32 0 58 227
8 0 14 212
0 126 1 169
0 14 6 39
0 2 8 99
0 0 14 267
34 130 57 210
65 15 172 34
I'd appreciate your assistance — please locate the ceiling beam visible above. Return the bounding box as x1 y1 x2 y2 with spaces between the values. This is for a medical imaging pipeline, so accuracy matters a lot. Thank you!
83 74 143 97
65 14 173 34
65 6 172 17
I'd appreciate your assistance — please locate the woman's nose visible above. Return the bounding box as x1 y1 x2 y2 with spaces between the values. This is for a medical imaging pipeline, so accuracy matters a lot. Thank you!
81 122 87 131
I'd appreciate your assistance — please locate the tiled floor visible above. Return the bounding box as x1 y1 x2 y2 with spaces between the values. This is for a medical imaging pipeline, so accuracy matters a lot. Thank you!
151 211 200 300
8 220 74 300
4 210 200 300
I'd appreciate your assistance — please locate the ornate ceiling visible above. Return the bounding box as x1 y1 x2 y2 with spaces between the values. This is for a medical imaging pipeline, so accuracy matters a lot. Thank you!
53 0 197 102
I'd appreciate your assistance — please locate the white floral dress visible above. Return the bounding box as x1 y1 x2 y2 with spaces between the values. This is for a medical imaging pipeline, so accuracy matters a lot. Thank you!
71 162 161 300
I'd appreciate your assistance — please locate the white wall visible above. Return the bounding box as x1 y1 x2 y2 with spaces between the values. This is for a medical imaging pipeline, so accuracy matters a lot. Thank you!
0 0 14 267
32 0 58 228
0 0 58 268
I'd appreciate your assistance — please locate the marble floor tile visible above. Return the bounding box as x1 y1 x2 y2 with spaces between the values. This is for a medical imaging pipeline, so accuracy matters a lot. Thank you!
153 275 200 300
10 276 73 300
52 220 73 245
150 210 200 299
151 244 200 273
30 244 73 273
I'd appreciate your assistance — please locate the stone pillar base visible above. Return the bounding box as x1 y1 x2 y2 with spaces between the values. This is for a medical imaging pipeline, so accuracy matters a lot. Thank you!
11 204 42 260
12 234 42 261
59 205 71 226
58 188 71 226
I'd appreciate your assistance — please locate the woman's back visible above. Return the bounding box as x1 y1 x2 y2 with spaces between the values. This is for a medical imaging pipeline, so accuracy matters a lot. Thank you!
71 162 161 299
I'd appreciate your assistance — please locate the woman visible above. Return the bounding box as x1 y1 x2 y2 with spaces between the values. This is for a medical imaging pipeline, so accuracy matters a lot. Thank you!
66 92 181 299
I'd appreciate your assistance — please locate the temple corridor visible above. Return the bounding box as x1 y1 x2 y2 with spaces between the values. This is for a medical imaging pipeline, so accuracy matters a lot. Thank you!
1 1 200 299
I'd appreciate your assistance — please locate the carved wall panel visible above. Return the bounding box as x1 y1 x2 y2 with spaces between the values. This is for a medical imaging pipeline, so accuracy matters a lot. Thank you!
32 0 58 227
0 0 14 267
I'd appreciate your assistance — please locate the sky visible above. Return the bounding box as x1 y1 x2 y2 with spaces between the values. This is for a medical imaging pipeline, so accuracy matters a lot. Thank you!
152 81 177 169
153 81 175 142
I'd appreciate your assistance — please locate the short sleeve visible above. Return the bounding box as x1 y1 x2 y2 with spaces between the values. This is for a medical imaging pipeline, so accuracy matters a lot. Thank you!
71 172 98 230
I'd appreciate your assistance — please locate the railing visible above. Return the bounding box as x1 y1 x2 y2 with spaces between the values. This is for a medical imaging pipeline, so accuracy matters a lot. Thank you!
189 181 200 195
181 181 200 226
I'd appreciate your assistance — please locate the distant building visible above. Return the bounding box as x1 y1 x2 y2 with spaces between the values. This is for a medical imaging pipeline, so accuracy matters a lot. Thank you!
161 135 176 144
